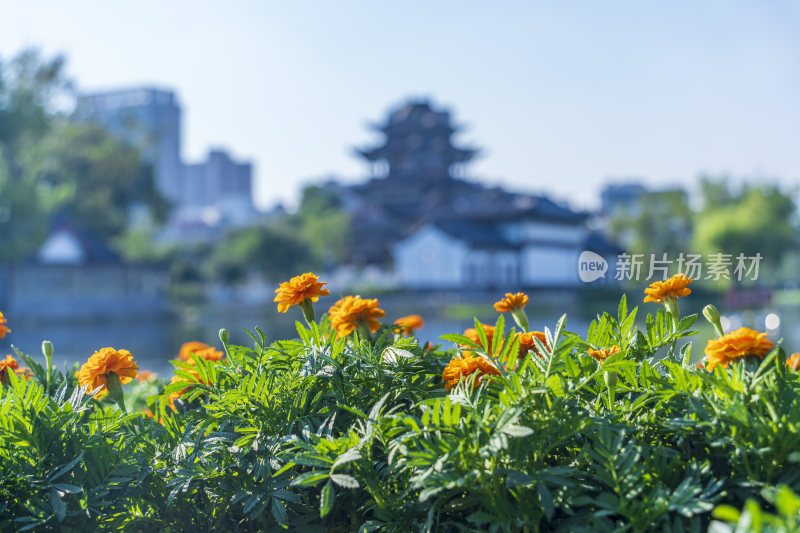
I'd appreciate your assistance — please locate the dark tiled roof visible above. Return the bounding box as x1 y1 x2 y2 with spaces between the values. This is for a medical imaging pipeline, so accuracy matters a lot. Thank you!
583 232 625 255
431 220 516 249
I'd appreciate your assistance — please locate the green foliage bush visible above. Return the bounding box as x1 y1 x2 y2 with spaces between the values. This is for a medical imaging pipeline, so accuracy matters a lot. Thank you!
2 294 800 532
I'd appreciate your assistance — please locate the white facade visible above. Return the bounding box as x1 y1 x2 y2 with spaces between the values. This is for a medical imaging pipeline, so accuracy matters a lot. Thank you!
521 246 581 286
393 221 617 289
37 230 86 265
393 226 469 288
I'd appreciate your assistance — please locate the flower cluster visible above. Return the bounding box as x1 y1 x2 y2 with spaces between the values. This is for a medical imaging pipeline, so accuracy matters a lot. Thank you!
493 292 529 313
0 311 10 338
493 292 530 330
442 354 500 391
62 271 788 416
274 272 331 324
705 327 774 370
394 314 425 336
328 295 385 339
643 273 693 304
463 325 496 352
0 354 31 384
518 331 549 358
177 341 224 364
588 345 621 363
0 314 32 384
77 347 140 397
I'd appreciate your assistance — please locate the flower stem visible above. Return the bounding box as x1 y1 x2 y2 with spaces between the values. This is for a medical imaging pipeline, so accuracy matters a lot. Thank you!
106 372 127 412
356 322 373 343
298 299 316 325
510 308 530 332
664 298 680 330
42 340 53 394
604 370 617 408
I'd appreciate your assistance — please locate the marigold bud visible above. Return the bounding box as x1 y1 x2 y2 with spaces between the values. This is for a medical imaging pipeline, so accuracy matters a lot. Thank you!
703 304 720 324
703 304 725 338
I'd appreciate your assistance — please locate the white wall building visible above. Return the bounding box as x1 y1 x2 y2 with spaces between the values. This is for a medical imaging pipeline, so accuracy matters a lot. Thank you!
393 216 620 289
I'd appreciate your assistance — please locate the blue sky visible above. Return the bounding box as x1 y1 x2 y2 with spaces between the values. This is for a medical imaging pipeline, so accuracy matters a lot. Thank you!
2 1 799 210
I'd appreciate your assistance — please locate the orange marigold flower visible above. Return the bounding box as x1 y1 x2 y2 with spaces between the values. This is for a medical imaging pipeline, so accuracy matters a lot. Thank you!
328 295 385 339
167 391 181 412
463 325 496 348
394 314 425 335
177 342 224 364
0 311 10 338
442 355 500 391
78 347 139 396
136 370 157 382
517 331 549 358
588 345 622 363
14 367 33 381
705 327 774 370
0 354 20 384
461 325 496 357
493 292 529 313
274 272 330 313
143 408 169 424
787 353 800 371
644 273 693 304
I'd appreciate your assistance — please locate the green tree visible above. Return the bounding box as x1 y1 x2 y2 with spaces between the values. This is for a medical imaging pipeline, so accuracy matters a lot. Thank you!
0 49 167 261
207 226 316 284
0 50 73 261
0 164 54 262
29 121 167 241
296 184 351 266
607 189 693 256
693 178 797 278
0 49 71 158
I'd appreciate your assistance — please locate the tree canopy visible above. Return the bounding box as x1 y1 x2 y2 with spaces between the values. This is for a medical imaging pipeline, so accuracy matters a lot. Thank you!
0 49 166 262
207 225 316 284
693 178 797 271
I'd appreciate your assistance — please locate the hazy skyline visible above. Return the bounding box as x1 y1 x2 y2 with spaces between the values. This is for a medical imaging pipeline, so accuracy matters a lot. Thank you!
3 1 799 210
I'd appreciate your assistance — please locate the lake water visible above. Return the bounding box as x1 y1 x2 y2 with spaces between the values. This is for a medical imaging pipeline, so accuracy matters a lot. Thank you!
3 290 798 376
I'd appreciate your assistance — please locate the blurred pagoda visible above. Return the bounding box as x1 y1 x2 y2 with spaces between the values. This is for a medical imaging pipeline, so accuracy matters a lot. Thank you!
356 100 478 182
344 100 497 265
319 98 608 275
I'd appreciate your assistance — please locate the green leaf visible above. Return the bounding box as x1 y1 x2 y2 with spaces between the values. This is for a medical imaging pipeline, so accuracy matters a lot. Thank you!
330 474 359 489
332 449 362 470
501 425 534 437
320 480 335 518
440 334 481 349
291 470 329 487
711 504 741 523
51 483 82 494
48 453 84 482
271 498 288 525
539 484 554 520
775 485 800 516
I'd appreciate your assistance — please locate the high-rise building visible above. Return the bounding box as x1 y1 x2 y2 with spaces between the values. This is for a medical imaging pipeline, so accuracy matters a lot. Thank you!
75 87 183 203
183 149 254 218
